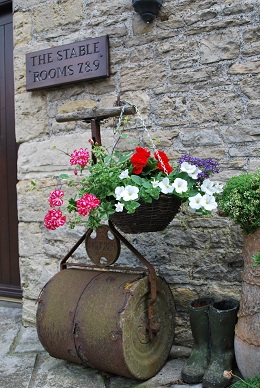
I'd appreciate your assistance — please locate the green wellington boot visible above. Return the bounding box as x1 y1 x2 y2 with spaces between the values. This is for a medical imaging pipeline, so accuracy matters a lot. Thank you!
181 297 214 384
202 299 239 388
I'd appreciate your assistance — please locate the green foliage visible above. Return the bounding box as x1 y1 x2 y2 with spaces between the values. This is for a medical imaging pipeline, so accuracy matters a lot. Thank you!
30 181 36 190
231 373 260 387
252 253 260 268
45 143 221 230
217 171 260 234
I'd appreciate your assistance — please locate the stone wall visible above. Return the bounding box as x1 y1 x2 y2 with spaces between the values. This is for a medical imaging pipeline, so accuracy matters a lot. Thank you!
13 0 260 345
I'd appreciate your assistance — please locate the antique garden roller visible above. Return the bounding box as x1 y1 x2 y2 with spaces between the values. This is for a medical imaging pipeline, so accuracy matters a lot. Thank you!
36 103 176 380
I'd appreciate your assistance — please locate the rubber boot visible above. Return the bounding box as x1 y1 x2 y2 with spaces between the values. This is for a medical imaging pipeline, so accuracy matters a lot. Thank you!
202 299 239 388
181 297 214 384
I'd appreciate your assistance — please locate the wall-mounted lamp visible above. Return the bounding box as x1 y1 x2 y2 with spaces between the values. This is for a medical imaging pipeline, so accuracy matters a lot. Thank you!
132 0 163 23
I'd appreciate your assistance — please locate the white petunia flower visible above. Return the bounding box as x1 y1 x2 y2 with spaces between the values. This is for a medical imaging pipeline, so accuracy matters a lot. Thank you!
180 162 197 174
115 186 125 200
189 167 202 179
180 162 201 179
172 178 188 194
189 193 204 210
152 179 160 188
115 202 124 212
158 178 174 194
121 185 139 201
119 169 129 179
212 182 224 194
201 179 215 195
201 194 218 211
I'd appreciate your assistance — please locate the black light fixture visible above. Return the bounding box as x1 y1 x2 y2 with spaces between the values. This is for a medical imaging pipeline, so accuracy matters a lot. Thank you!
132 0 163 23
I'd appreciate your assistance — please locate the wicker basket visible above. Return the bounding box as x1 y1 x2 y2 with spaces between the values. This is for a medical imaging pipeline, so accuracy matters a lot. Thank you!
110 194 182 234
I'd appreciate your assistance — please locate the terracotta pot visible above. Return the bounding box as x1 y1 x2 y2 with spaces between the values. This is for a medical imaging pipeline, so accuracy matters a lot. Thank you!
234 227 260 379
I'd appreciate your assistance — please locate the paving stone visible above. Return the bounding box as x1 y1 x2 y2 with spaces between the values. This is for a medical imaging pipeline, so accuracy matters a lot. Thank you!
0 303 22 356
0 353 36 388
29 353 105 388
0 304 209 388
13 326 45 354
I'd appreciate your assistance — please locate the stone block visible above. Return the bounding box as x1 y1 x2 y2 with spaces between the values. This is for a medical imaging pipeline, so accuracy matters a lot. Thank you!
17 133 95 179
242 42 260 57
14 49 28 94
0 354 37 388
229 60 260 74
248 159 260 172
13 326 44 354
172 287 198 309
189 90 244 124
186 17 250 35
222 2 254 15
31 353 105 388
14 0 46 8
229 144 260 157
15 92 48 143
57 99 97 114
32 0 83 33
121 63 167 91
200 31 240 63
20 255 59 300
17 179 59 222
180 127 222 147
19 222 43 257
184 10 217 26
22 298 38 326
13 10 32 46
240 75 260 99
247 101 260 119
168 0 217 14
243 26 260 42
222 122 260 143
170 67 220 84
151 95 187 123
129 46 154 63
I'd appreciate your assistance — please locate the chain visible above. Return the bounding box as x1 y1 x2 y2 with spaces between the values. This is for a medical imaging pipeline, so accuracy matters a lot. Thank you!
111 104 126 152
123 100 169 176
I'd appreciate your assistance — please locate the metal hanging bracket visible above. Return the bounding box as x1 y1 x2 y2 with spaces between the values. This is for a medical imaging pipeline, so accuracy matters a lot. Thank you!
55 98 160 338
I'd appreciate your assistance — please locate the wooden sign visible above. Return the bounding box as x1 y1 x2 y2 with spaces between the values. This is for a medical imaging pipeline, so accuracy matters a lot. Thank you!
26 35 109 91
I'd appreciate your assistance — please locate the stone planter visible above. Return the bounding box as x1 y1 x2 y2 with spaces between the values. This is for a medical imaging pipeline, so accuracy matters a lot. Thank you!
234 228 260 379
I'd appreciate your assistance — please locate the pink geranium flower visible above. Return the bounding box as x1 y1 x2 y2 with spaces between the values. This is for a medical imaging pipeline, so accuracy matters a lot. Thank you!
76 193 100 216
44 209 66 230
48 190 64 207
70 148 90 168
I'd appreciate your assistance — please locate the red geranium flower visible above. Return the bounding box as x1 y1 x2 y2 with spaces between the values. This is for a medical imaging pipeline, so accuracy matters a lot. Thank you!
136 147 150 158
44 209 66 230
76 193 100 216
157 161 173 174
48 189 64 207
154 150 169 163
154 150 173 174
130 147 150 174
70 148 90 168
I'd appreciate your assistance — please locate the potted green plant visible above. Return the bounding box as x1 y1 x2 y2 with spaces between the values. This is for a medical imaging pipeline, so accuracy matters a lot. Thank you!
43 143 222 234
217 171 260 379
217 172 260 235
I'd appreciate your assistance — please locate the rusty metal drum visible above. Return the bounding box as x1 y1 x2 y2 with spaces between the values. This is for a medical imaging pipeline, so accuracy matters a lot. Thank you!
37 268 175 380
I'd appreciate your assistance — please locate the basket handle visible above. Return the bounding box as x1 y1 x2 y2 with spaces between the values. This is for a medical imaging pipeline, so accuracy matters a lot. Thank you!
113 100 170 176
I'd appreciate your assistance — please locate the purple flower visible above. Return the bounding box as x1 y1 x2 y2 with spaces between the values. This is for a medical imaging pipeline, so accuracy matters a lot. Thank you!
177 155 219 180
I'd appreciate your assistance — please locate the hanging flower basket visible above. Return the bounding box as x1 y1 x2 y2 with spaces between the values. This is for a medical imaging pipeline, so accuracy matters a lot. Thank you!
43 103 222 234
110 194 182 233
